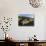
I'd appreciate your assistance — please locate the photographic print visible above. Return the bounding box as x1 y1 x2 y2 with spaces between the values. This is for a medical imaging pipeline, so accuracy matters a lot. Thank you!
18 14 34 26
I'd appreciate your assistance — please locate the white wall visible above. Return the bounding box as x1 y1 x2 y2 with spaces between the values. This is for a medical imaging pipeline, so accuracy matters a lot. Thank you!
0 0 46 40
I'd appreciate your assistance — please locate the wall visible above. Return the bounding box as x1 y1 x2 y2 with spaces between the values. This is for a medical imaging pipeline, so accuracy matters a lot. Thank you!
0 0 46 40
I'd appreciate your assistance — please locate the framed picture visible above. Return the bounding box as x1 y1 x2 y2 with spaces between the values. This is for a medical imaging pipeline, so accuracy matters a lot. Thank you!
18 14 34 26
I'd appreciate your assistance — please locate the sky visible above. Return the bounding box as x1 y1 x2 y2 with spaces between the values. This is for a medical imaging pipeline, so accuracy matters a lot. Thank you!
19 14 34 18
